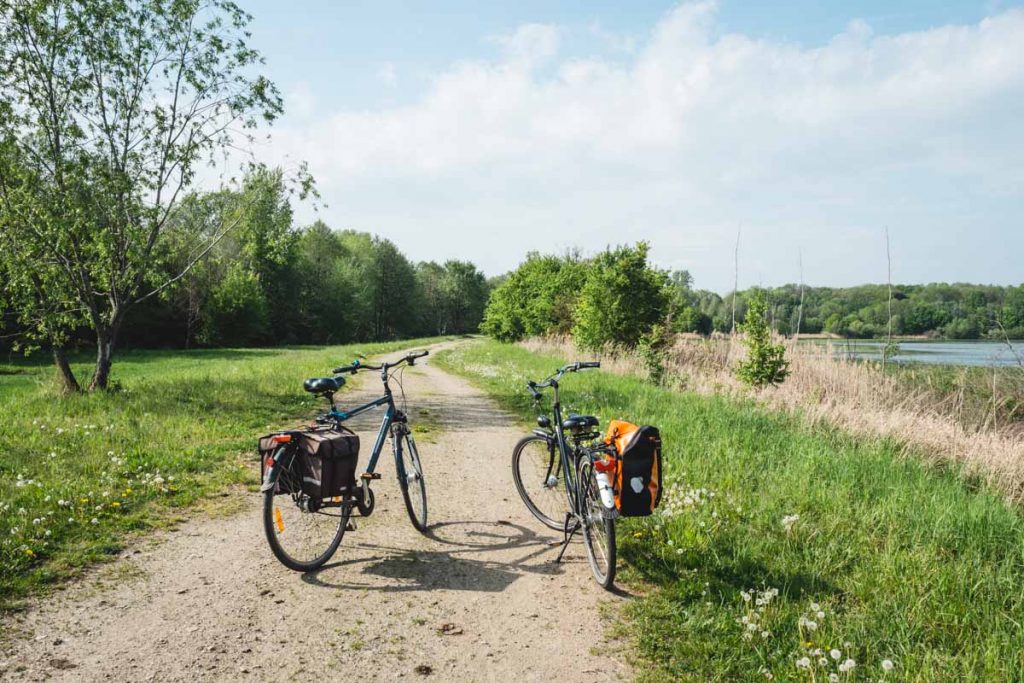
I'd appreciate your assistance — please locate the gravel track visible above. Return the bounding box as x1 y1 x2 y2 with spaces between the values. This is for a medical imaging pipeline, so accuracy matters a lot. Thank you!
1 343 630 682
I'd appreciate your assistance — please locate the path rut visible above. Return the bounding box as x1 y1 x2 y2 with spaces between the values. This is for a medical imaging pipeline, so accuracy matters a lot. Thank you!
1 344 630 682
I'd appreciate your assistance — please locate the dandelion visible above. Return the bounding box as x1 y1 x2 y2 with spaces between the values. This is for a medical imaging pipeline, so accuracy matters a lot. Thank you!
796 657 811 669
782 513 800 533
829 675 839 683
68 517 75 523
838 658 856 673
111 502 121 508
818 658 828 666
741 591 752 602
45 530 51 537
90 518 99 525
881 659 894 672
830 649 841 660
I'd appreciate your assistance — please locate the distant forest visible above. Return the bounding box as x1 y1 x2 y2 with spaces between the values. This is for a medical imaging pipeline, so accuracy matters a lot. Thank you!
690 282 1024 340
482 249 1024 345
1 168 490 354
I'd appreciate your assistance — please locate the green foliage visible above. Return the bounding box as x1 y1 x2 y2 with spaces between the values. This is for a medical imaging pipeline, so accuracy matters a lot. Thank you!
690 283 1023 340
0 0 282 390
572 243 669 350
735 290 788 387
638 324 669 385
480 252 586 342
201 264 269 347
439 340 1024 682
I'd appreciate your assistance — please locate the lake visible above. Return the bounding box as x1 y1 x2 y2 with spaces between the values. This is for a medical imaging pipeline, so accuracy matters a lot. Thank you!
813 340 1024 367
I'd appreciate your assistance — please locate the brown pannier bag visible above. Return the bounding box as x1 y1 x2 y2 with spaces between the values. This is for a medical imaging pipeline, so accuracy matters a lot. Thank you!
259 427 360 499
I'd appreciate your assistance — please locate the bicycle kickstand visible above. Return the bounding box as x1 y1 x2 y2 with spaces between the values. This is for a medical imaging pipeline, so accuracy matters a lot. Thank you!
554 512 580 563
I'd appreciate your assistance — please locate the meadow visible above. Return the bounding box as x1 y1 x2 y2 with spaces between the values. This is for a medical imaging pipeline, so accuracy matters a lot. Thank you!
437 340 1024 682
0 339 447 606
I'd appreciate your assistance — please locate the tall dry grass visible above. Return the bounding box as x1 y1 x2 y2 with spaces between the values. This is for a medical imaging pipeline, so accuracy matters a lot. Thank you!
520 335 1024 502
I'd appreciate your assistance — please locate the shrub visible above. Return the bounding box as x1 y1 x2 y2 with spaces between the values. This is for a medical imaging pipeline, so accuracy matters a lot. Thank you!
735 289 788 387
571 242 668 350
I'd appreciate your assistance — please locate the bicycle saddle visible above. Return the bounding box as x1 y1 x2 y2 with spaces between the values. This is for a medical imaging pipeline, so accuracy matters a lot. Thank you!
303 376 346 394
562 414 599 430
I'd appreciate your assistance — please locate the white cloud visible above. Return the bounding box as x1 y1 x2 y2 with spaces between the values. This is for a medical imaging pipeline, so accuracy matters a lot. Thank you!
264 3 1024 290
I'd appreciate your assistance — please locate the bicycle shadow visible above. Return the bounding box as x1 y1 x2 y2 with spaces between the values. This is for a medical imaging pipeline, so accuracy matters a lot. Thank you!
300 519 585 594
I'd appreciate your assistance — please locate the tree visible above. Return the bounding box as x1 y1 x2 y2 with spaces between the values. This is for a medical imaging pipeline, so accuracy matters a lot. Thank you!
735 289 788 387
572 242 668 350
481 252 585 342
0 0 282 390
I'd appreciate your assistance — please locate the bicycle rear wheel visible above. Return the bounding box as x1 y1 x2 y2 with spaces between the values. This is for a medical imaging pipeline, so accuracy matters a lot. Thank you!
512 435 569 531
579 460 616 589
397 429 428 532
262 448 350 572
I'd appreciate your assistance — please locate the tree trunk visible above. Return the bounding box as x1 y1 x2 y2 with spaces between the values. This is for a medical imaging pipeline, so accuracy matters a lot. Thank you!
53 346 80 394
89 315 123 391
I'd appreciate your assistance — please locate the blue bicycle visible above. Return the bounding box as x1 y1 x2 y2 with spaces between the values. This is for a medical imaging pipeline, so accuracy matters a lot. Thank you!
261 350 429 571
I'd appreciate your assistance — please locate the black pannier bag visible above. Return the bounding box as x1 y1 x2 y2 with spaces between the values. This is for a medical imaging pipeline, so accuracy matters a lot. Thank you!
259 427 360 499
604 420 662 517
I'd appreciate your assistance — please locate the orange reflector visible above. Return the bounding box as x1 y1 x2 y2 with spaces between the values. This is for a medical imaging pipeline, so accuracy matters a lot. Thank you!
274 507 284 533
265 457 274 468
271 434 292 444
594 458 616 473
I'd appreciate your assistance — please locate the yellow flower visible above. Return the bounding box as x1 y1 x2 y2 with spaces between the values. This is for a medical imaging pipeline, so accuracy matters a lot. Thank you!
111 502 121 508
633 532 644 538
124 488 133 495
24 548 34 557
79 498 89 504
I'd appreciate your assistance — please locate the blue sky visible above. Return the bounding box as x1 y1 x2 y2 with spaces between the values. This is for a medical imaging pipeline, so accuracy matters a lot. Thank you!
238 1 1024 291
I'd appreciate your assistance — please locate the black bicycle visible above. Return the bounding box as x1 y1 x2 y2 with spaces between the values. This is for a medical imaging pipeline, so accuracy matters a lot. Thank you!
261 351 429 571
512 361 619 588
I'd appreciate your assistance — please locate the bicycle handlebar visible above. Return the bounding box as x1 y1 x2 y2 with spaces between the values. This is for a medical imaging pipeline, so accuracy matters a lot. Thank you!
526 360 600 398
333 350 429 375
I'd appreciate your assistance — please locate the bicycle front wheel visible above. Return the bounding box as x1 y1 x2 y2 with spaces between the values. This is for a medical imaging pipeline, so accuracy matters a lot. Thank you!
262 448 350 572
397 429 428 532
579 460 616 589
512 435 569 531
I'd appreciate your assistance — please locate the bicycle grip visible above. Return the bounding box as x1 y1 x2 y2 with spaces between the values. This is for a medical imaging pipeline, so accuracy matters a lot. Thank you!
579 361 601 369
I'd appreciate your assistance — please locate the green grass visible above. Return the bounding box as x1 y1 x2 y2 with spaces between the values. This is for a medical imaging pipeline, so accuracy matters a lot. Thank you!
0 338 447 607
436 340 1024 682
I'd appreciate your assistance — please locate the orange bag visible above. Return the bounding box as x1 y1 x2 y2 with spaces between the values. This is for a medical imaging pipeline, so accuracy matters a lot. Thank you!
604 420 662 516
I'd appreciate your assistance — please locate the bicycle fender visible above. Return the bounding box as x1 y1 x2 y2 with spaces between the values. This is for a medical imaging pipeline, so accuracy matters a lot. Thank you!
260 466 280 493
532 428 556 444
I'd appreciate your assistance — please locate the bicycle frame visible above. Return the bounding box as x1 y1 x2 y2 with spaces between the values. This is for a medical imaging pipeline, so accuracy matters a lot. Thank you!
326 393 398 477
261 366 413 498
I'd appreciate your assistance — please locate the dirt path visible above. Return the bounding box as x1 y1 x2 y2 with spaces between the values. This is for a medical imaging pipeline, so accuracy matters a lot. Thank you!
1 343 631 682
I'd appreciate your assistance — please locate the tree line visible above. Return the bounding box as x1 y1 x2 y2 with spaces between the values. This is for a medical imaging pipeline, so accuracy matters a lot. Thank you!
481 246 1024 348
687 283 1024 340
2 167 490 352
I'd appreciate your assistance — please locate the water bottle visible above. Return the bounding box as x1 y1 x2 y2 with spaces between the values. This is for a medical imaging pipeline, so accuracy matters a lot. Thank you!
594 458 617 510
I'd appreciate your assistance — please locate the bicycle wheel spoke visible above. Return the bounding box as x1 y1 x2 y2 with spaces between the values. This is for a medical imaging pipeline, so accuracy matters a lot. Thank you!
263 453 348 572
397 431 428 531
513 436 570 530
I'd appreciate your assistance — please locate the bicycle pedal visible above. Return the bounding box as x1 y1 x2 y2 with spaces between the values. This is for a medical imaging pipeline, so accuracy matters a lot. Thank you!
345 520 357 531
360 472 382 481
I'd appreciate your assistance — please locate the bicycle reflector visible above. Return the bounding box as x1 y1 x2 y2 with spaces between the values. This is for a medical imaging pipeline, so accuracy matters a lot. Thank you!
271 434 292 444
594 458 617 473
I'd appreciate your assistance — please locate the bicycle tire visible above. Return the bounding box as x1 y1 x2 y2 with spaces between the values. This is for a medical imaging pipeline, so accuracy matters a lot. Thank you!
512 435 570 531
579 459 616 589
397 429 428 532
262 447 349 572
